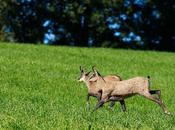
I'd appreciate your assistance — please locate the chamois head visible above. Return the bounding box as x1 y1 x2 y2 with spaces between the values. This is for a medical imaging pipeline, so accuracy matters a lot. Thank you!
78 66 91 82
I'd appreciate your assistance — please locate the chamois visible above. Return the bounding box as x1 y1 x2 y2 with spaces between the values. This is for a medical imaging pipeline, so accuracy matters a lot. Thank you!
78 66 126 111
92 68 170 115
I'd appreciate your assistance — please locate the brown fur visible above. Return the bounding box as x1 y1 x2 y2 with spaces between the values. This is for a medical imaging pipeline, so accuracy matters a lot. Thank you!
78 67 123 109
78 71 121 99
92 69 170 115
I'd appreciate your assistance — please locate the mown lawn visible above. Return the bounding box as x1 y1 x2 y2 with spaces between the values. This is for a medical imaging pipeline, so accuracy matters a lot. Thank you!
0 42 175 130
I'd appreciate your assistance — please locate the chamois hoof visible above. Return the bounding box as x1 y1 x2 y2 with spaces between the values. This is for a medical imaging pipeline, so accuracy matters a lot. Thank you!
164 110 171 115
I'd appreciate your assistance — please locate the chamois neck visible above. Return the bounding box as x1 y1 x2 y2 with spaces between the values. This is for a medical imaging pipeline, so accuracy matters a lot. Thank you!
83 80 91 89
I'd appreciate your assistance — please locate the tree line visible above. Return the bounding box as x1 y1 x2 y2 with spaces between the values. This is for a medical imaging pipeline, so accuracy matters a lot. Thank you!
0 0 174 51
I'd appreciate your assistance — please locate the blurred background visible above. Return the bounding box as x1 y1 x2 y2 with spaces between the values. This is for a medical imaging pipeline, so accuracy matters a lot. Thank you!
0 0 174 51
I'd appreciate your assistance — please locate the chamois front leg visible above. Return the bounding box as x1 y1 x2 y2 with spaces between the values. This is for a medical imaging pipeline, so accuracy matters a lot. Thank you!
96 95 101 102
86 94 90 110
93 100 105 112
93 93 109 112
97 90 102 102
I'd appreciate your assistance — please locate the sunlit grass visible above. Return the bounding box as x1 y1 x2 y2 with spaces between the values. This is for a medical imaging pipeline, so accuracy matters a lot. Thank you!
0 42 175 130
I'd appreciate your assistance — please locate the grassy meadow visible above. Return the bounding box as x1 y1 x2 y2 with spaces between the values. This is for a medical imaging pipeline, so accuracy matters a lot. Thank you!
0 42 175 130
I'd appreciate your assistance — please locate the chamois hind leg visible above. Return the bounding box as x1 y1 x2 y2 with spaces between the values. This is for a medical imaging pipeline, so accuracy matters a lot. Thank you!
149 90 161 99
108 100 126 112
141 91 170 115
109 96 126 111
109 101 115 108
119 100 126 112
108 96 120 108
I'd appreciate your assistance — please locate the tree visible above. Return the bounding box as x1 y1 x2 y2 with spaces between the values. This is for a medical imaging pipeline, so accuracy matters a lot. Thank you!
0 0 174 51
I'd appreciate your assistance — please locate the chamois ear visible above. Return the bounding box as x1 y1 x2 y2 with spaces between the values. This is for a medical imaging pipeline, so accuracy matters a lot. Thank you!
92 66 102 77
89 76 98 82
92 66 106 82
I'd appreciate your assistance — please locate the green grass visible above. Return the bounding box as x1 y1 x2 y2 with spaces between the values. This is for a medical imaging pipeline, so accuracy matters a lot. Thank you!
0 42 175 130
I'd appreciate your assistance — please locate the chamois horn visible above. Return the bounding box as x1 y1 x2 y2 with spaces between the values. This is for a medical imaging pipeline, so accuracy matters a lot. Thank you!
80 66 83 72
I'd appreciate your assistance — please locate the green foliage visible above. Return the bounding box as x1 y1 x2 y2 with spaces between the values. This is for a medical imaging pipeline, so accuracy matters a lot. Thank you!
0 0 174 51
0 42 175 129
